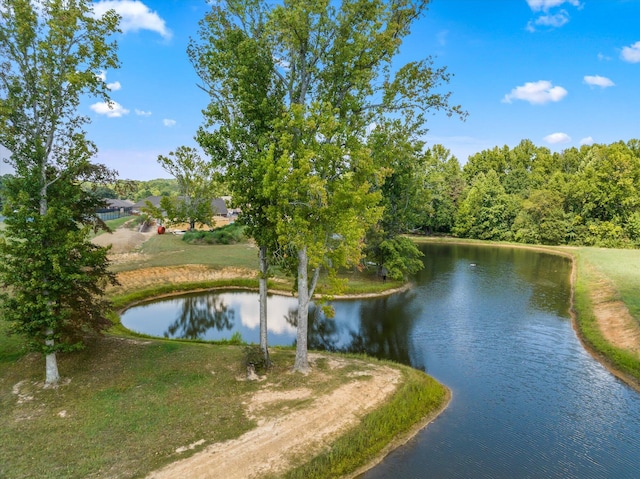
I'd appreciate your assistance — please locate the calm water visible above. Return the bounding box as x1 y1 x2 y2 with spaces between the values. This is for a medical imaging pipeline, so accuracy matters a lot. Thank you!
121 244 640 478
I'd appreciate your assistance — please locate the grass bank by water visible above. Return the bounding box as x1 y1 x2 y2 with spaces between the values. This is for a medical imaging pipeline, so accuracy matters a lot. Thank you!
0 333 447 478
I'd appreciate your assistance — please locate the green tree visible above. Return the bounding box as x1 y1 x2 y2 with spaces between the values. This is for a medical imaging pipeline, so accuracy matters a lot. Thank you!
190 0 284 365
194 0 463 373
263 0 463 372
513 189 568 245
454 170 519 240
364 119 428 280
0 0 120 386
422 144 465 233
157 146 220 231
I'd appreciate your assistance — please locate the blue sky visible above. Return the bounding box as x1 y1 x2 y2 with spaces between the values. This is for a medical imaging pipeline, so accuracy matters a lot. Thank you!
16 0 640 181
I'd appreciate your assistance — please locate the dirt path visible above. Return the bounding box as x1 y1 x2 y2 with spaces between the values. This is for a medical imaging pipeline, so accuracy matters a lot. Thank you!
147 357 402 479
92 225 156 254
590 275 640 356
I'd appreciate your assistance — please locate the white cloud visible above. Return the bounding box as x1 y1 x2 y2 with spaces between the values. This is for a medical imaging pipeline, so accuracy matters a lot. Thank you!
90 101 130 118
163 119 176 127
597 53 611 61
621 41 640 63
135 109 152 116
534 10 570 28
93 1 172 39
96 71 121 90
526 0 581 12
544 132 571 144
107 81 122 91
580 136 594 146
583 75 614 88
502 80 567 105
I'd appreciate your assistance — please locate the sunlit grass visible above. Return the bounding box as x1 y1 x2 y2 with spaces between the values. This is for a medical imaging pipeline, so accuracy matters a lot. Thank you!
109 234 260 273
575 247 640 321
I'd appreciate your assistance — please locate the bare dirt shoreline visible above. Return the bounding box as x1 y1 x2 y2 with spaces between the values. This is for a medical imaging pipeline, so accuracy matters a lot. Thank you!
97 227 640 477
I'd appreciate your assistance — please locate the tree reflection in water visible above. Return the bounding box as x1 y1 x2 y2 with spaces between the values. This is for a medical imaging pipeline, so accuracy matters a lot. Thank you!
284 292 425 371
348 290 422 368
285 305 341 352
164 294 235 339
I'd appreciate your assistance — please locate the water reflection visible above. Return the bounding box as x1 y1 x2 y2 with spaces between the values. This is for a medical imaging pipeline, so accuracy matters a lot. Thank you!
122 291 298 343
164 295 234 339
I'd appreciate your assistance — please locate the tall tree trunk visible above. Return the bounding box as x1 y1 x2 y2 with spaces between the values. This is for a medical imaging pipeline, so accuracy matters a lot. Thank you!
293 246 311 373
41 173 60 387
259 244 270 365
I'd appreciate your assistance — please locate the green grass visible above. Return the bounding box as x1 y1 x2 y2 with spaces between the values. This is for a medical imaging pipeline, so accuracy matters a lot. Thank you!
110 234 260 273
182 223 246 245
0 335 446 479
90 216 136 238
0 321 26 368
570 248 640 383
0 338 256 478
573 247 640 321
105 215 136 230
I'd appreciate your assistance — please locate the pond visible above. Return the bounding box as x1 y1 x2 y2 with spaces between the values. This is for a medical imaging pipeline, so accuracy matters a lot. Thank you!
121 243 640 478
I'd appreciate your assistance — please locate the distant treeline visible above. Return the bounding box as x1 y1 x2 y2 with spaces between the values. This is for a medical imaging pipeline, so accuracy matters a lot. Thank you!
4 139 639 249
419 139 640 248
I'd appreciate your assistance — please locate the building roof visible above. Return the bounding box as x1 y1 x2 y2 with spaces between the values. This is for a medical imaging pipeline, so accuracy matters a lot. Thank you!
104 198 135 208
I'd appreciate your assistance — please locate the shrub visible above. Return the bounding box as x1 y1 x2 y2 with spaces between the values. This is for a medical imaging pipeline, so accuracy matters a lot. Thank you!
182 223 246 245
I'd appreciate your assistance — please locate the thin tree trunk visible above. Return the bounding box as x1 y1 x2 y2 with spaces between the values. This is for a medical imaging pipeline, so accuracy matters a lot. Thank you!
259 244 270 365
293 246 310 373
45 328 59 386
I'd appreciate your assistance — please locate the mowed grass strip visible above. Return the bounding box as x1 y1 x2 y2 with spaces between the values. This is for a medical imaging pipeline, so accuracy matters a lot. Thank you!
572 248 640 384
110 233 261 273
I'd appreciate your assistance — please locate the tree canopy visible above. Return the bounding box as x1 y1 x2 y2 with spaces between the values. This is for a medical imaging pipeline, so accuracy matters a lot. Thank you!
157 146 220 231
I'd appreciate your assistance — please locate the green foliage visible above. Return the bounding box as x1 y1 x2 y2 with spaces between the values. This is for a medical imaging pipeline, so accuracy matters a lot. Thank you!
377 236 424 281
182 223 246 245
243 344 271 373
454 170 519 241
454 139 640 248
276 367 448 479
192 0 465 371
132 179 180 200
157 146 220 230
0 170 117 355
0 0 120 384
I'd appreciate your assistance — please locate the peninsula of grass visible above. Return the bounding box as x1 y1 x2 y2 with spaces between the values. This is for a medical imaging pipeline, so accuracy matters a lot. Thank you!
570 247 640 386
1 227 443 478
0 331 447 479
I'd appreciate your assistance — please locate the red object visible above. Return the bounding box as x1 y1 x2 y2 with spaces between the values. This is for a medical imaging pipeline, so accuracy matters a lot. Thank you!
157 226 166 235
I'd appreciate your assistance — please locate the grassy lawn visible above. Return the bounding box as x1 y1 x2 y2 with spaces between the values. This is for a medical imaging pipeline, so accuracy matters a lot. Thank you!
0 335 446 479
109 232 403 296
570 247 640 384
